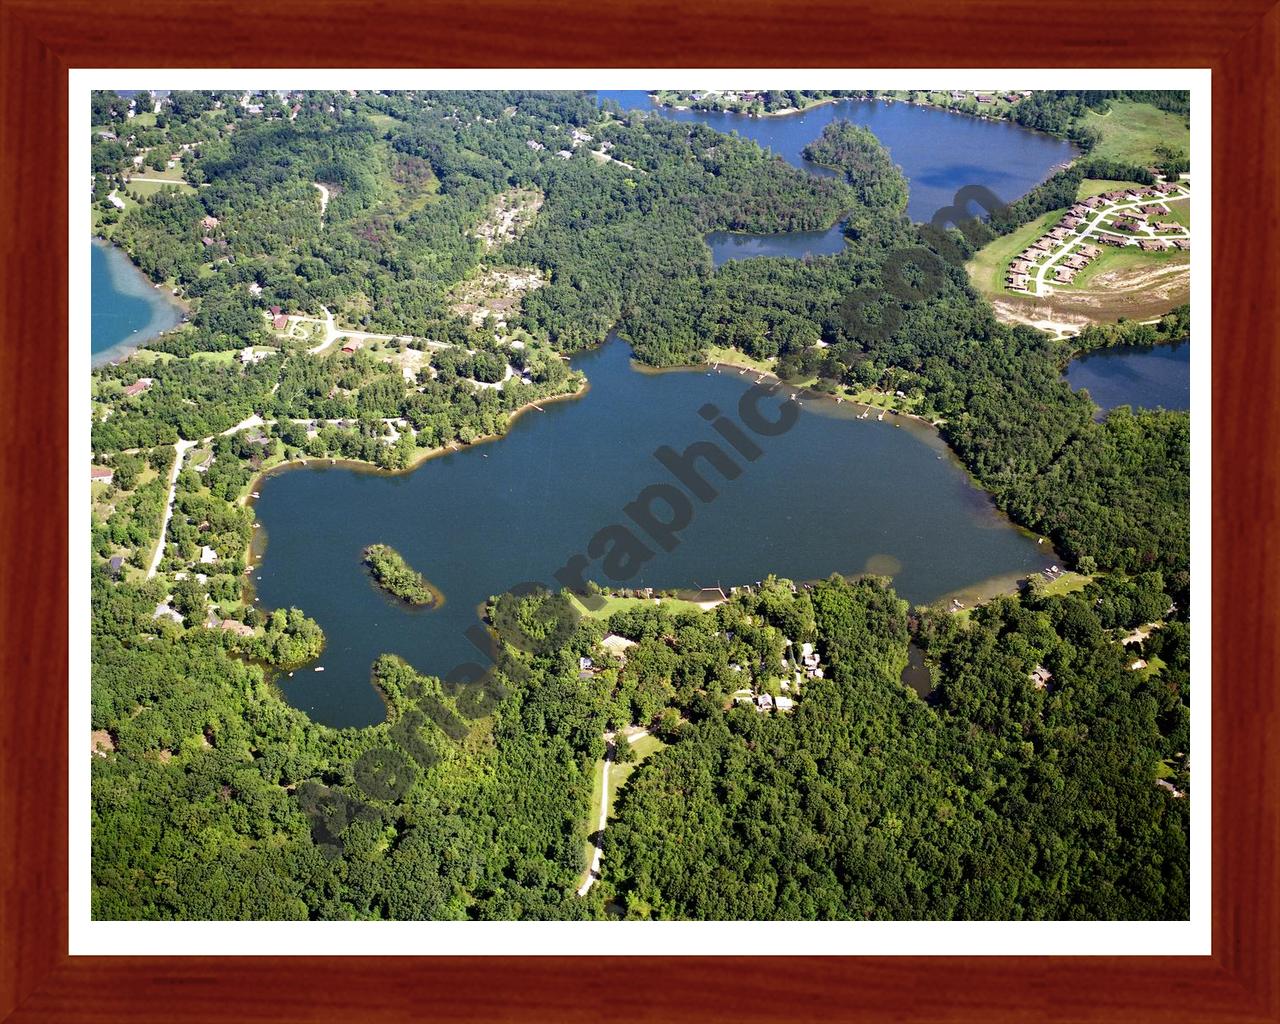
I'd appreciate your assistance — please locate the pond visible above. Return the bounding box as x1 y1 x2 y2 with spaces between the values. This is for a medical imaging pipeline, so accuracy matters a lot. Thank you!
596 91 1078 223
1064 339 1191 414
252 337 1054 728
705 221 849 267
91 239 184 365
901 642 934 700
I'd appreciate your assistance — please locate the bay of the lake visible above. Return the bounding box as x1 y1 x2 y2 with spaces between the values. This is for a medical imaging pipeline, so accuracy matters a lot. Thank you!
91 239 184 365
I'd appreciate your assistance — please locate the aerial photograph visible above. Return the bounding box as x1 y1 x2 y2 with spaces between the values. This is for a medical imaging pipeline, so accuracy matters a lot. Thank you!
88 87 1192 922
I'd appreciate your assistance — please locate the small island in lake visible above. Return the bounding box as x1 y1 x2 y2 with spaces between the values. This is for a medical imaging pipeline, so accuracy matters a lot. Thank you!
362 544 442 607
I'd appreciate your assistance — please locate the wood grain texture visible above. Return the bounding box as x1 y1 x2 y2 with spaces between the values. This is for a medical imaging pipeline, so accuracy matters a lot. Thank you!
0 0 1276 1019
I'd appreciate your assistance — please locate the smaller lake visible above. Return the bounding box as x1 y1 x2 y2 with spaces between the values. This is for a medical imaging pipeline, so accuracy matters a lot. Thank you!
1064 340 1190 414
705 221 848 267
91 239 184 365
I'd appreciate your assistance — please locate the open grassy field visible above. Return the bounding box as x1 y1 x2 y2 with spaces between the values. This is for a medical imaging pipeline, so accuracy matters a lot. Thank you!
1163 196 1192 228
128 178 198 198
1066 245 1187 292
1081 101 1190 165
966 208 1065 297
1076 178 1147 201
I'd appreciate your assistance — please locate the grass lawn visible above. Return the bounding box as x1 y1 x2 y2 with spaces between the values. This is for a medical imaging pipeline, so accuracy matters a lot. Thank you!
124 349 176 366
846 387 924 414
1075 177 1147 201
1035 570 1094 598
703 344 775 375
190 350 239 365
1081 101 1190 165
129 163 190 183
569 593 706 620
128 178 197 198
1067 245 1188 291
966 208 1065 297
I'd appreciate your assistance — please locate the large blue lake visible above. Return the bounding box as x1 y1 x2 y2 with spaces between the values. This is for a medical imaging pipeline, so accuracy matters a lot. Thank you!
254 338 1053 728
91 239 184 365
1065 340 1191 414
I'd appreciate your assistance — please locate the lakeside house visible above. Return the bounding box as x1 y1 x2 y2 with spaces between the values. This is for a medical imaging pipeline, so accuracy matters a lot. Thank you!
91 465 114 485
217 619 254 638
123 377 154 398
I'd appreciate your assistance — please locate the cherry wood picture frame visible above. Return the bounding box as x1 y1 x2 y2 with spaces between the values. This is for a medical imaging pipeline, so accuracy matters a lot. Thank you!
2 1 1277 1020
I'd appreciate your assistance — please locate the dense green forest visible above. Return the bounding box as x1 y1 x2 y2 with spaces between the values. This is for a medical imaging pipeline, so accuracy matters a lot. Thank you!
90 89 1191 921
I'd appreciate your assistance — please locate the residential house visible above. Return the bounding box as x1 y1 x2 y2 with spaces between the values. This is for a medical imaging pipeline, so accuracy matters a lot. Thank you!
1138 238 1170 252
218 619 255 638
123 377 154 398
108 556 125 578
1172 238 1191 250
272 315 288 330
91 465 114 485
1054 266 1076 283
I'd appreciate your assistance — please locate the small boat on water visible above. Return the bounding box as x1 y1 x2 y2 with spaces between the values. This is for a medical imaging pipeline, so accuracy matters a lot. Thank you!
314 667 325 672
